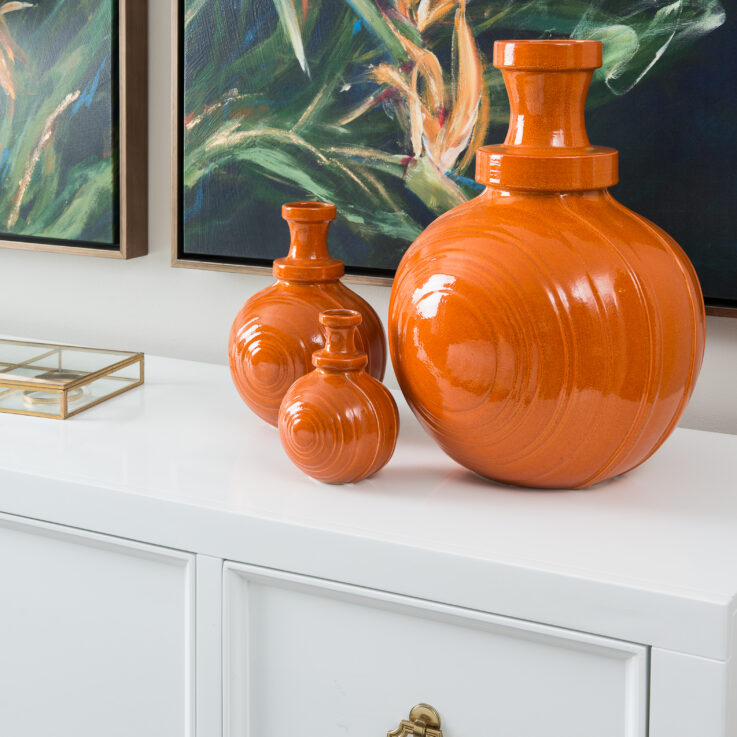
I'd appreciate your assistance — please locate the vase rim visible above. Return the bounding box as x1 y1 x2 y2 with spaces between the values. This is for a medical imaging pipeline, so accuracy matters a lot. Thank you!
320 309 362 328
282 201 337 222
313 309 367 372
493 39 602 71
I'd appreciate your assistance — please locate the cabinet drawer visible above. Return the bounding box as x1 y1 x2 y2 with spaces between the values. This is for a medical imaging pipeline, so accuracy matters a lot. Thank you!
0 514 194 737
224 563 647 737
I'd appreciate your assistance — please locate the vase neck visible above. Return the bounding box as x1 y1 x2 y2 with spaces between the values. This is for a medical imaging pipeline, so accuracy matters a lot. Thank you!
502 68 592 149
273 202 344 283
313 310 367 372
475 40 618 192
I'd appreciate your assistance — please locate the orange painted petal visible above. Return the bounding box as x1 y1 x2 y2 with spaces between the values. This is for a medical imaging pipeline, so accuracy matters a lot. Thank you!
0 55 15 99
379 11 446 114
407 89 424 158
457 67 490 173
394 0 414 17
416 0 455 32
410 62 442 159
412 48 446 113
372 63 412 96
0 22 18 64
439 3 483 171
422 108 441 141
377 3 432 64
372 64 425 157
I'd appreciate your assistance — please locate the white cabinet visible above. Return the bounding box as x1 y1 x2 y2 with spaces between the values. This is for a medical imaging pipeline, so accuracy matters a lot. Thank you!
0 514 194 737
0 357 735 736
223 563 647 737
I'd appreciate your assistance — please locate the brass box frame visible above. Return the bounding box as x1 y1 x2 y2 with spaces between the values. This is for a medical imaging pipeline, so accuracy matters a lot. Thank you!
0 340 144 420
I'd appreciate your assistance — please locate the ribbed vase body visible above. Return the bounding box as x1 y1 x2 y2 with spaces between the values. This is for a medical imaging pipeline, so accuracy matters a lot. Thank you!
230 281 385 426
279 310 398 484
229 202 386 427
388 40 705 489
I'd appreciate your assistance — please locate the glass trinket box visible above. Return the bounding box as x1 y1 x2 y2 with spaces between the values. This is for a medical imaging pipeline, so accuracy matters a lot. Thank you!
0 340 144 419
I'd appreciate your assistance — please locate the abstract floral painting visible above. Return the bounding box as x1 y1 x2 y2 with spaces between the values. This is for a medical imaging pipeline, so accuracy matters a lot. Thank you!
179 0 733 305
0 0 121 249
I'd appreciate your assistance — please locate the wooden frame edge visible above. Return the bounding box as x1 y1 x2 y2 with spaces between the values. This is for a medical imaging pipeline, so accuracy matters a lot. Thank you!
0 240 123 258
706 305 737 318
170 0 180 270
0 0 148 259
169 0 391 286
171 254 394 287
119 0 148 259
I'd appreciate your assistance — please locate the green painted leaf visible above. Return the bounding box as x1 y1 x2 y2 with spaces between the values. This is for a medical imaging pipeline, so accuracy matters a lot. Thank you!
272 0 310 77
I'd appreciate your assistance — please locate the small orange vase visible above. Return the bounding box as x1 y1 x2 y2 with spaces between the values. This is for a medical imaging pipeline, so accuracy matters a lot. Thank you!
279 310 399 484
229 202 386 426
388 40 705 489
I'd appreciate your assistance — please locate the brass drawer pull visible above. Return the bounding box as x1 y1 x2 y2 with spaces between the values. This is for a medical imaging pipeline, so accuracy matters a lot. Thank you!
388 704 443 737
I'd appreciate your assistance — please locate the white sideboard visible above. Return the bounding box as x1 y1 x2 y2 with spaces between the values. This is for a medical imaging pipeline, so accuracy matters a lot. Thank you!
0 356 735 737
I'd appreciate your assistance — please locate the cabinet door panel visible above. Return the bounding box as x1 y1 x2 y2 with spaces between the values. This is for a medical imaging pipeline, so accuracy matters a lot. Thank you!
0 514 194 737
224 563 648 737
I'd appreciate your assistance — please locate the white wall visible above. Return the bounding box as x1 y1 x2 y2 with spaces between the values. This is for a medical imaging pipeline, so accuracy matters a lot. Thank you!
682 317 737 435
0 0 733 435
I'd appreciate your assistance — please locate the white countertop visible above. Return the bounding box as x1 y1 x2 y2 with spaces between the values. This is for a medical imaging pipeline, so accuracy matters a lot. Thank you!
1 355 735 659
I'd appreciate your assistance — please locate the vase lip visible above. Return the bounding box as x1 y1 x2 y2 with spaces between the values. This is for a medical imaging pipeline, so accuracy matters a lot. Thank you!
313 309 367 372
320 309 362 328
282 201 337 222
493 39 602 71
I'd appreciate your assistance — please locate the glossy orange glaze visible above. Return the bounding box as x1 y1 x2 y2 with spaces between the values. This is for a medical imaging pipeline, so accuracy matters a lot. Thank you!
229 202 386 426
388 40 705 489
279 310 399 484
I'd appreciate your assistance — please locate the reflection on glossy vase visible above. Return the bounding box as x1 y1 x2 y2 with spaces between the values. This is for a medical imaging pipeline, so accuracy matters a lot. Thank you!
229 202 386 426
388 40 705 489
279 310 399 484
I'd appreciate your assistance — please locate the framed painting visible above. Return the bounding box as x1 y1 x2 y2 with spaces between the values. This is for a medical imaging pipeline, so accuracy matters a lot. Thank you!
174 0 735 311
0 0 147 259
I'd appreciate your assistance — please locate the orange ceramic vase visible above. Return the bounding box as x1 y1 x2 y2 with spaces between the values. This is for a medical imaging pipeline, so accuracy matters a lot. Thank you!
229 202 386 426
388 40 705 489
279 310 399 484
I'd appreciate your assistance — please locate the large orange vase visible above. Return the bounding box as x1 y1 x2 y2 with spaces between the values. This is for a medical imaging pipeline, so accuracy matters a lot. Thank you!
229 202 386 426
388 39 705 489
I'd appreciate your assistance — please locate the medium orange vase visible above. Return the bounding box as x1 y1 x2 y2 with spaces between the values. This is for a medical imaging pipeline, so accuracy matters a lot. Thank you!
229 202 386 426
388 40 705 489
279 310 399 484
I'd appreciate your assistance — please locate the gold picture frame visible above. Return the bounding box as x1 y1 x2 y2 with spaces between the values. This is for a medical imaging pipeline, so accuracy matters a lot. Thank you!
0 0 148 259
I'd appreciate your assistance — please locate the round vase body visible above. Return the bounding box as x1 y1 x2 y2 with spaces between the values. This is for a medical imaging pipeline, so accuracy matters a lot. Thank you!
279 310 399 484
388 40 705 489
229 203 386 426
